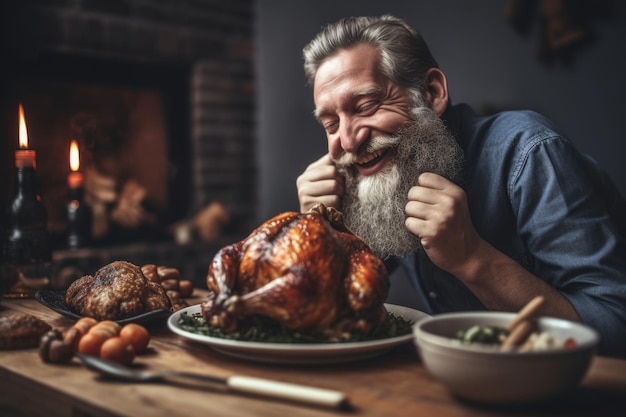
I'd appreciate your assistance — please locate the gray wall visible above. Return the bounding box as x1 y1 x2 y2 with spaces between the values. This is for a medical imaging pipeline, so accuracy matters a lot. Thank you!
255 0 626 223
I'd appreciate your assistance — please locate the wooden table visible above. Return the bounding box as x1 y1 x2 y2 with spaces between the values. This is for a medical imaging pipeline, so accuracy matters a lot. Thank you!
1 292 625 417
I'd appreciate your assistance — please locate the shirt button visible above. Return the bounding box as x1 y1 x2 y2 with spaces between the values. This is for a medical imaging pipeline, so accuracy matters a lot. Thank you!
428 291 438 299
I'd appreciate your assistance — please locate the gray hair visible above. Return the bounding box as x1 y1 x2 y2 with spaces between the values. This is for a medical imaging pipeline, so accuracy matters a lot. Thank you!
303 15 439 104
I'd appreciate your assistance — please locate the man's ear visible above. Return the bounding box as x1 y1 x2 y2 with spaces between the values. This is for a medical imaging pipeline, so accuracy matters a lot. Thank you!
424 68 449 115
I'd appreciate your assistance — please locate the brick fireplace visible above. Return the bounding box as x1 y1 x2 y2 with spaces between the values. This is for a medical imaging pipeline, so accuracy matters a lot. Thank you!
0 0 256 286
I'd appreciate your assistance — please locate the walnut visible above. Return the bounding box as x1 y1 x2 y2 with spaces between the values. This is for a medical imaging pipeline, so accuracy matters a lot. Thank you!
39 329 74 364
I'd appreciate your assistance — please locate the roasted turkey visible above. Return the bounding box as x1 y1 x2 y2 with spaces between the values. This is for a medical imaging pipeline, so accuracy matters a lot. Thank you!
201 203 390 337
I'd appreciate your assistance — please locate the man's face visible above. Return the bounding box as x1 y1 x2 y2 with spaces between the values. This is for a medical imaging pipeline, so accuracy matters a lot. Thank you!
313 45 464 259
314 44 413 176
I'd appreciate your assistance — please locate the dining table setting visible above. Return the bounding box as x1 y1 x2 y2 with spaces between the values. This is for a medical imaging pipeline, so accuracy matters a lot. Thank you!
1 287 626 417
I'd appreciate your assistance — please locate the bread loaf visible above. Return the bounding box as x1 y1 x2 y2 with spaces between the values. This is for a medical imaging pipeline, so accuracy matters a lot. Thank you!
0 311 52 349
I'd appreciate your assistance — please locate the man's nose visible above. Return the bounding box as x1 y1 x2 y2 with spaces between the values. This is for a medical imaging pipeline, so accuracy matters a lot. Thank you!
337 118 368 154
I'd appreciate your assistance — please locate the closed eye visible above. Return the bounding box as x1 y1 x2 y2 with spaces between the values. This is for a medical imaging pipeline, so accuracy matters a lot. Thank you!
321 119 339 134
357 101 378 114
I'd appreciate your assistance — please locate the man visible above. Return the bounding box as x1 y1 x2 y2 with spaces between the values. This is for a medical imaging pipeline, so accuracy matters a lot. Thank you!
296 15 626 357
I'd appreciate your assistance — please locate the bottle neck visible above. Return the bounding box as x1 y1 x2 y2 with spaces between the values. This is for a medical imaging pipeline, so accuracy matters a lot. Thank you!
68 185 84 202
15 167 39 197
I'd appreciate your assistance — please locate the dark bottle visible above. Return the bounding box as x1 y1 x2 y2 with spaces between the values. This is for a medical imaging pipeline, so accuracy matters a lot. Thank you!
67 184 92 249
2 165 52 298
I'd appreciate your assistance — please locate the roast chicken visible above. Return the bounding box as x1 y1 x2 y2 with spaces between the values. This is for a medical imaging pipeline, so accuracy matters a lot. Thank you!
66 260 172 320
201 203 390 337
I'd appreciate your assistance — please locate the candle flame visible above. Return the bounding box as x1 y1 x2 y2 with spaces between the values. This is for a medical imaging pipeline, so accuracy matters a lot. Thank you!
18 103 28 149
70 140 80 172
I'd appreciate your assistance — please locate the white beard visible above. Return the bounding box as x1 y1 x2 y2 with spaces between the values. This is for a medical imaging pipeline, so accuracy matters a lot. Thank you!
338 105 464 259
357 163 400 207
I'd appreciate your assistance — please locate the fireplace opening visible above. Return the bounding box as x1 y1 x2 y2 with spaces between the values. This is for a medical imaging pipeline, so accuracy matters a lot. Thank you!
0 0 255 288
1 52 193 249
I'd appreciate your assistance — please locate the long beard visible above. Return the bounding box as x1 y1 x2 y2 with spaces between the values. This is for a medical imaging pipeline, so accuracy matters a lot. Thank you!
338 106 464 259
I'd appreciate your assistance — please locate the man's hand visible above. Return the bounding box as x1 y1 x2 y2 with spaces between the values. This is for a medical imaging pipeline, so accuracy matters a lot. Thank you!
296 154 345 212
404 172 482 275
404 172 581 323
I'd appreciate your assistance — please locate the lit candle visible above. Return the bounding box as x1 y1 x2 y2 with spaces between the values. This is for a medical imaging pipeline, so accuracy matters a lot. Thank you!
66 138 92 249
68 139 84 189
15 103 36 168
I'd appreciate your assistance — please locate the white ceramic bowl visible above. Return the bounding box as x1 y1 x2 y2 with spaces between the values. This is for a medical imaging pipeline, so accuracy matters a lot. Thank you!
413 312 599 405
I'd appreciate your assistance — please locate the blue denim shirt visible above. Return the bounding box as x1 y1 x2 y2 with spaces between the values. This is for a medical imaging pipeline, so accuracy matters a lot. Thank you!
390 103 626 358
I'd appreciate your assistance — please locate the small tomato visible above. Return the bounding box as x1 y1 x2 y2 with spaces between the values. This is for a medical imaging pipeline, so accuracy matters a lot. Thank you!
78 332 109 356
73 317 98 336
90 320 121 337
100 337 135 365
120 323 151 353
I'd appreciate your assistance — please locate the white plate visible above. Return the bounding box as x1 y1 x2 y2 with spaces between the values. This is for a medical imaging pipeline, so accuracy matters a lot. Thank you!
167 304 429 365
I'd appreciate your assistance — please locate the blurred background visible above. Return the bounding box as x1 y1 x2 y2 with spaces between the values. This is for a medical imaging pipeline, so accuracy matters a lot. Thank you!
1 0 624 293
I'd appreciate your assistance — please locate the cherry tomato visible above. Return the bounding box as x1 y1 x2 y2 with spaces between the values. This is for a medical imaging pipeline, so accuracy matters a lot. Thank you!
78 332 109 356
73 317 98 336
90 320 121 337
120 323 151 353
100 337 135 365
564 338 578 349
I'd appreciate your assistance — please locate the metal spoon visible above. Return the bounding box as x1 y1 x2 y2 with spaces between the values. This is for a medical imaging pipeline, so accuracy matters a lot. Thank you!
75 353 349 409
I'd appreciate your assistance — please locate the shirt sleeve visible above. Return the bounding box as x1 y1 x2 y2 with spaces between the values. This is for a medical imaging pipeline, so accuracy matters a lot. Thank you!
509 132 626 358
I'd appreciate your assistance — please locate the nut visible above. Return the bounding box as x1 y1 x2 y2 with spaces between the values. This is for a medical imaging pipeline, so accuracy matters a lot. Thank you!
63 327 83 352
166 289 189 311
157 266 180 281
141 264 159 283
39 329 62 362
48 340 75 363
39 329 74 363
179 280 194 298
161 279 180 291
167 290 183 305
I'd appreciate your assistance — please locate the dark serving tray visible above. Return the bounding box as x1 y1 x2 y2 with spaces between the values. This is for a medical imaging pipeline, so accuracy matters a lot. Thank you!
35 289 172 325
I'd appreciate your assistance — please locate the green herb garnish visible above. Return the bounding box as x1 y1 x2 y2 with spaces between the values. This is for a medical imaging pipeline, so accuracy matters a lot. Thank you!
456 325 509 345
178 311 413 343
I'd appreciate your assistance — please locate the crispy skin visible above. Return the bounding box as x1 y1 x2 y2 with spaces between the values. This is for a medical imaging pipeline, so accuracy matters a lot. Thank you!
66 261 171 320
201 204 389 335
